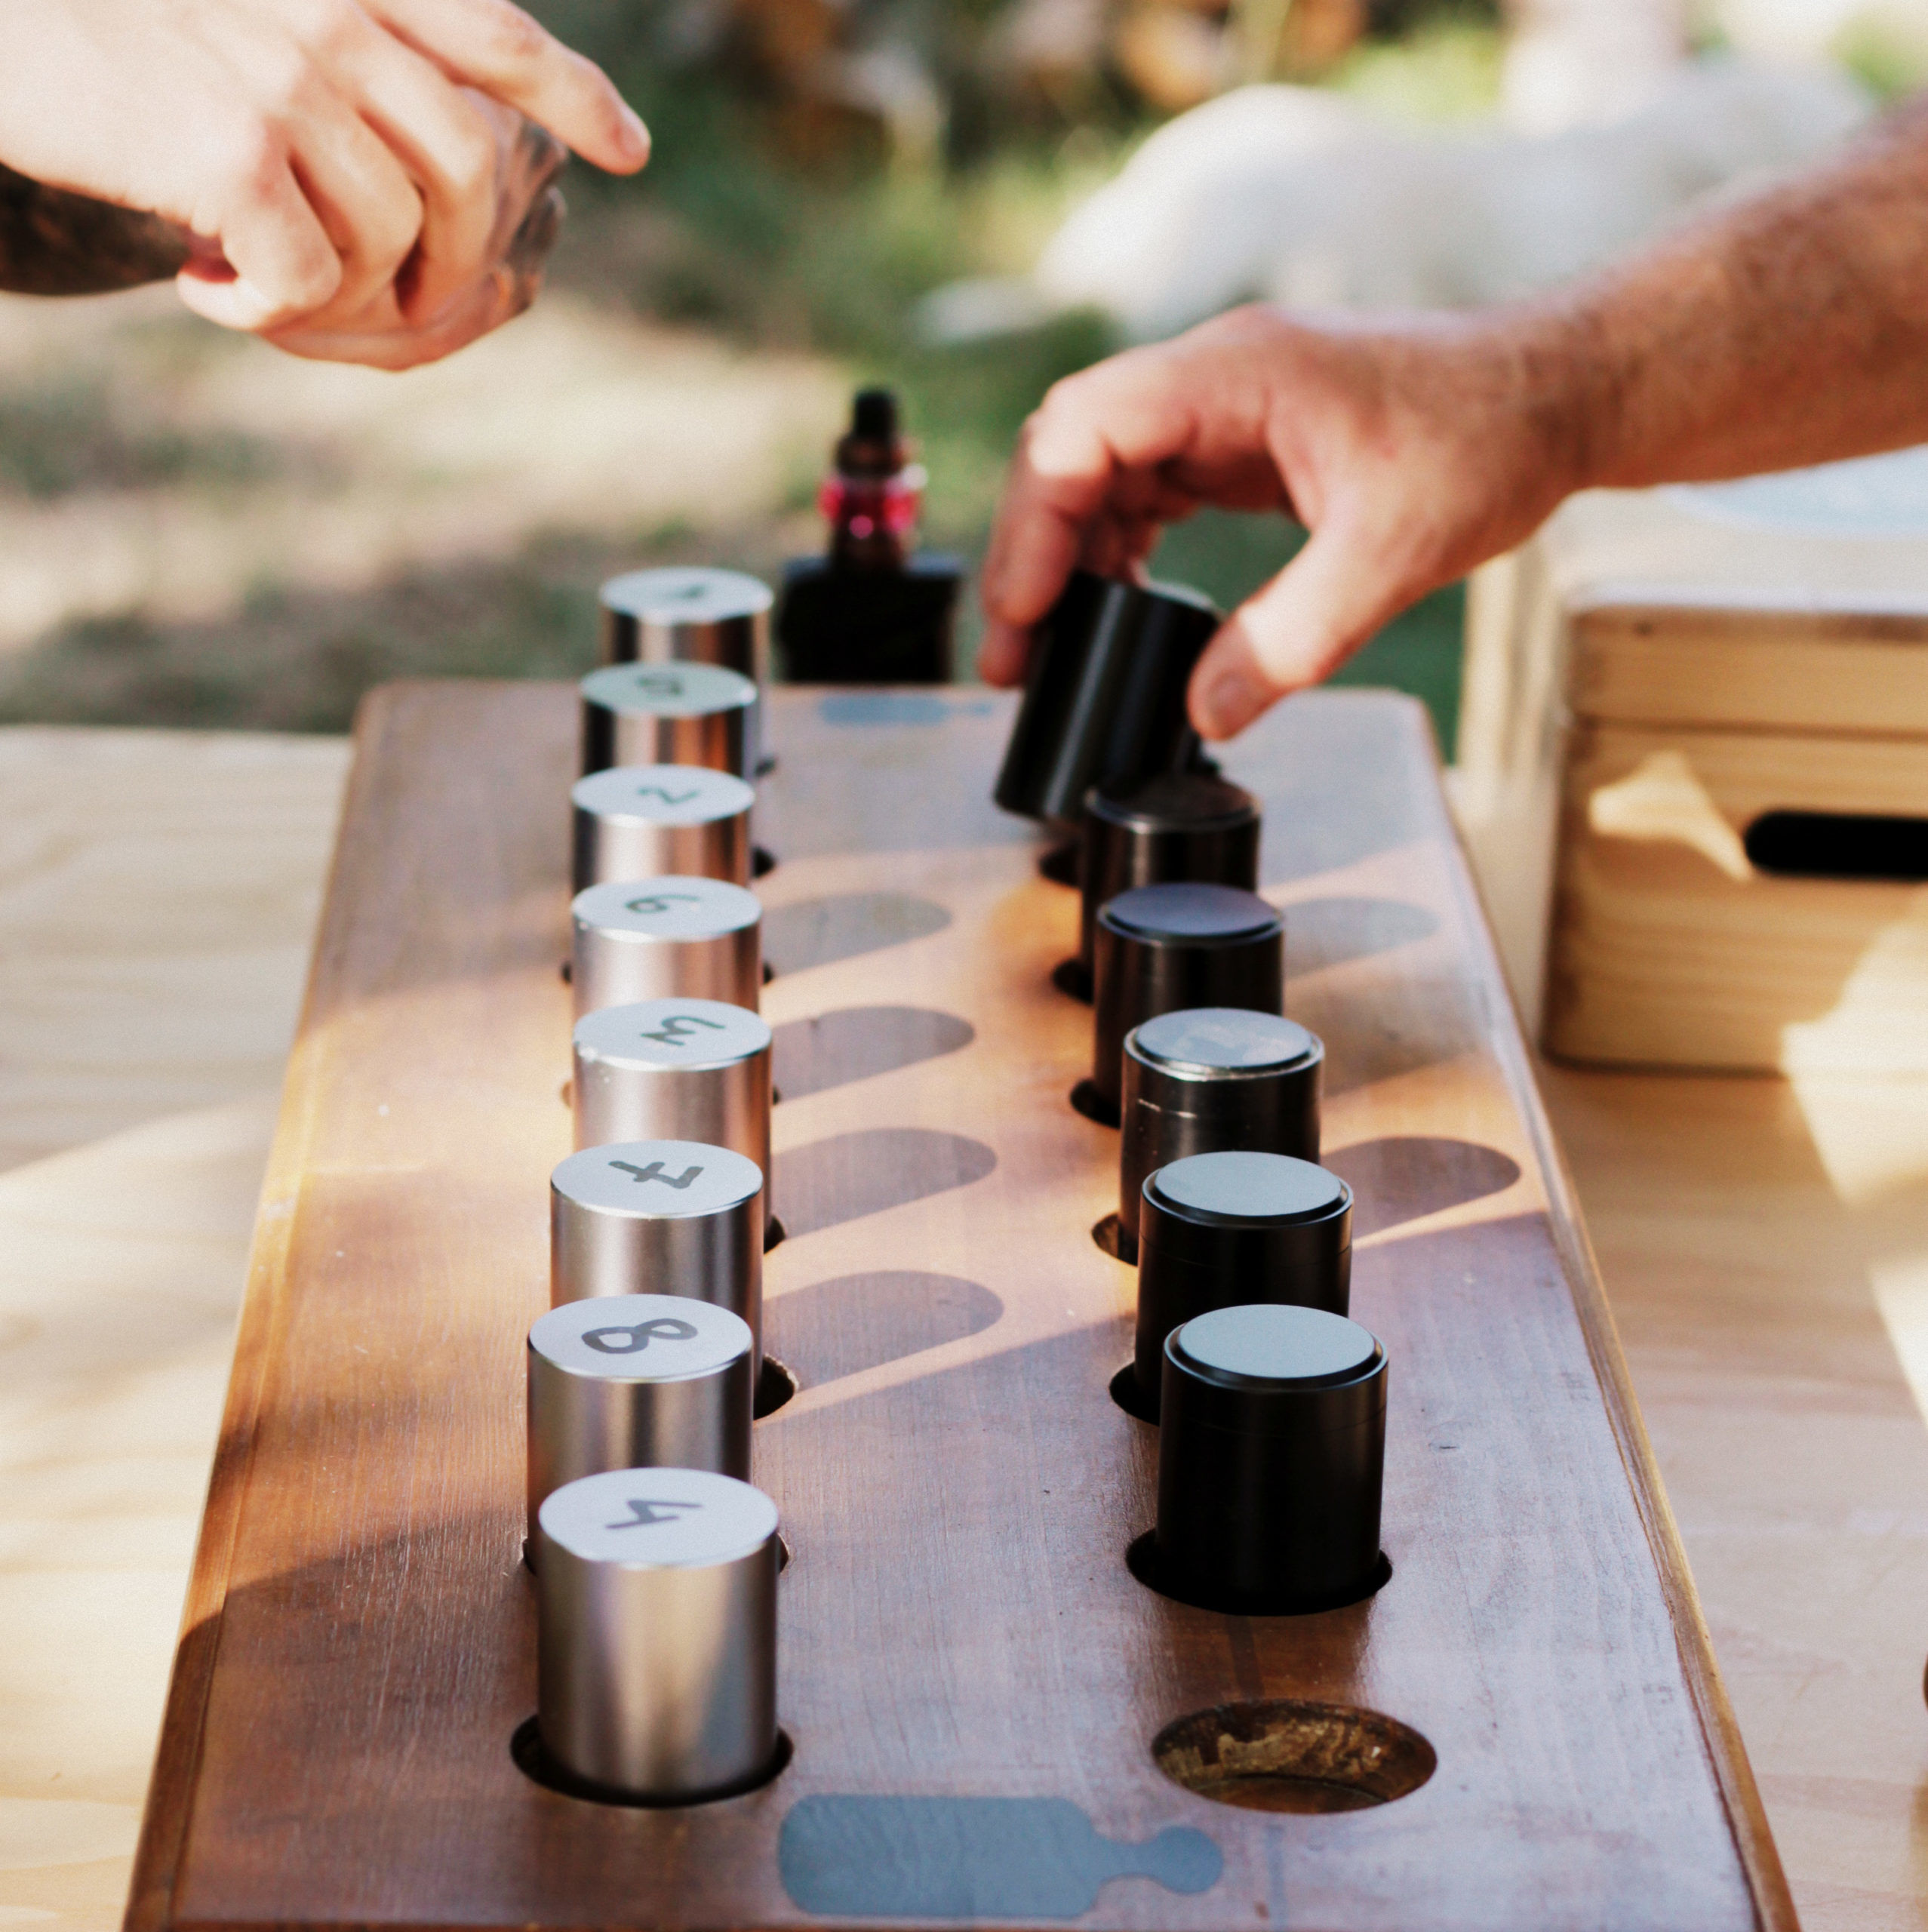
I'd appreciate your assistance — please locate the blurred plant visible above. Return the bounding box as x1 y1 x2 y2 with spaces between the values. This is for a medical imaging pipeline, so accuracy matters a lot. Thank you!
1832 5 1928 100
522 0 1494 707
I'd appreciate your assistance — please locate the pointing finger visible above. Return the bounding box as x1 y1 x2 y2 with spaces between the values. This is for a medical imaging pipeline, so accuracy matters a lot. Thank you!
368 0 650 174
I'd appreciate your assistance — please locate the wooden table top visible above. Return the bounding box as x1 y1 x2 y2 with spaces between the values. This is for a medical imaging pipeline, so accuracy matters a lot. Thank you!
2 709 1925 1930
125 681 1782 1930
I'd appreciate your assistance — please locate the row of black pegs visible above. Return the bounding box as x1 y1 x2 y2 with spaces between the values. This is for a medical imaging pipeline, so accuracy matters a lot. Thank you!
995 569 1389 1620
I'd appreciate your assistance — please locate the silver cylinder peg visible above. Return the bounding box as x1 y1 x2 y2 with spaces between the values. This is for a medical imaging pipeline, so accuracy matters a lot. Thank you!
570 878 762 1020
573 995 770 1186
527 1293 755 1541
599 567 773 680
600 567 773 775
580 662 758 780
550 1139 764 1370
536 1466 780 1801
571 764 755 894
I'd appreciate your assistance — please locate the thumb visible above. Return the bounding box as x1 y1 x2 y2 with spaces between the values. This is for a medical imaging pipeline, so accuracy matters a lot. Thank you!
1186 515 1419 739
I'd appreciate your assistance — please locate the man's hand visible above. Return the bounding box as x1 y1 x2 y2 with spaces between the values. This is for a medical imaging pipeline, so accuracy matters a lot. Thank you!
982 97 1928 743
979 306 1588 740
0 0 650 363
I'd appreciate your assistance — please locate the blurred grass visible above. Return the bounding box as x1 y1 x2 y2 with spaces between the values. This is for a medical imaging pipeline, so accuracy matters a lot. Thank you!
1834 8 1928 100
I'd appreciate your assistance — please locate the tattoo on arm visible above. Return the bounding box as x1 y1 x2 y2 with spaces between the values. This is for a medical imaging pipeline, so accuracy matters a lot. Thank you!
0 165 188 297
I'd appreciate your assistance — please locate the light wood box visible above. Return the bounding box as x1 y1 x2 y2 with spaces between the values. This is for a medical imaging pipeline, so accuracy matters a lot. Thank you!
1456 467 1928 1073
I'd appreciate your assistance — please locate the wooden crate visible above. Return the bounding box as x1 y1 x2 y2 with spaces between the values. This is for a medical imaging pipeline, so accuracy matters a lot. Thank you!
1458 481 1928 1072
127 681 1790 1932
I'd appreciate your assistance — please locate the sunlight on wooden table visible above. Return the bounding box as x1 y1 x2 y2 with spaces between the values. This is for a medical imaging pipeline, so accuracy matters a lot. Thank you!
6 721 1928 1927
1540 1066 1928 1931
0 729 346 1932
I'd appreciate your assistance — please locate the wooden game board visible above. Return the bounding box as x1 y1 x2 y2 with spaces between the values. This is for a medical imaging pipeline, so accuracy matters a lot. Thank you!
126 681 1792 1932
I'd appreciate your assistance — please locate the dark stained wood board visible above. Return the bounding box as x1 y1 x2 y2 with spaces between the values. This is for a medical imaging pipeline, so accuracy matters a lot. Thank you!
127 681 1794 1932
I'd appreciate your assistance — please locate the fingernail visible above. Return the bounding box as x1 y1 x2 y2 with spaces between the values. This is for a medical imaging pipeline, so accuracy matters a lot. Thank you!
1200 672 1258 737
620 103 651 162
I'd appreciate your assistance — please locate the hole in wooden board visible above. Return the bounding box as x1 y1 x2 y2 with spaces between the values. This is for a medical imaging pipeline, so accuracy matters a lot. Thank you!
752 845 778 878
1091 1212 1133 1263
1051 958 1093 1002
1038 840 1080 885
764 1214 787 1253
511 1718 792 1808
772 1128 995 1239
771 1007 974 1101
1745 809 1928 881
1126 1534 1391 1618
1109 1363 1156 1424
765 1272 1002 1385
1152 1700 1434 1814
763 891 950 975
1324 1136 1521 1238
1069 1078 1121 1128
1282 896 1439 974
755 1356 798 1419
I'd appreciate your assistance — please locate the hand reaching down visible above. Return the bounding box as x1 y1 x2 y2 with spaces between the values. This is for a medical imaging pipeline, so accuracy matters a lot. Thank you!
0 0 650 366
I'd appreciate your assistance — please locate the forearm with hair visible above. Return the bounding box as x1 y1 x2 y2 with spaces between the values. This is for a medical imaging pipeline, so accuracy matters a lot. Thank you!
0 163 186 296
1508 97 1928 492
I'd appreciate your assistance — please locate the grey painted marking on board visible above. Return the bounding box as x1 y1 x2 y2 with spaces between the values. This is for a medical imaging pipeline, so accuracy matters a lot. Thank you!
777 1795 1222 1920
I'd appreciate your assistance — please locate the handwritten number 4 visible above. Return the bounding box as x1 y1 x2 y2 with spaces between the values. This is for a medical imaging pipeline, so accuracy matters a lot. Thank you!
607 1498 703 1530
610 1158 706 1189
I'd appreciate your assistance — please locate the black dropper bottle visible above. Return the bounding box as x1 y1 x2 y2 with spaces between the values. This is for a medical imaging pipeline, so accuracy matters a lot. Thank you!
776 387 964 684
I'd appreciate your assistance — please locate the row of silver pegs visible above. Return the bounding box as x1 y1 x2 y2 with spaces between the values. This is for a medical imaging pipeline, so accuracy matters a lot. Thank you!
529 568 789 1805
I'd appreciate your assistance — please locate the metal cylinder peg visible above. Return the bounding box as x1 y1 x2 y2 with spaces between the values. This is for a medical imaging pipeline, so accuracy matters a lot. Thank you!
574 995 770 1154
551 1140 764 1371
572 765 755 893
571 878 762 1020
537 1466 780 1801
1088 882 1284 1121
1118 1009 1322 1254
992 570 1219 827
1133 1149 1351 1416
599 567 773 679
1155 1303 1386 1612
528 1294 755 1540
580 663 758 780
1075 773 1259 989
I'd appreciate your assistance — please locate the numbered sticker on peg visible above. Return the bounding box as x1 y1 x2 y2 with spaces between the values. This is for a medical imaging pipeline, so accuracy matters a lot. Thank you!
552 1139 764 1224
580 661 758 721
528 1295 755 1514
574 1002 771 1073
570 1000 773 1183
601 566 774 635
573 877 761 944
538 1465 779 1571
532 1294 752 1380
573 764 755 827
587 1315 697 1354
